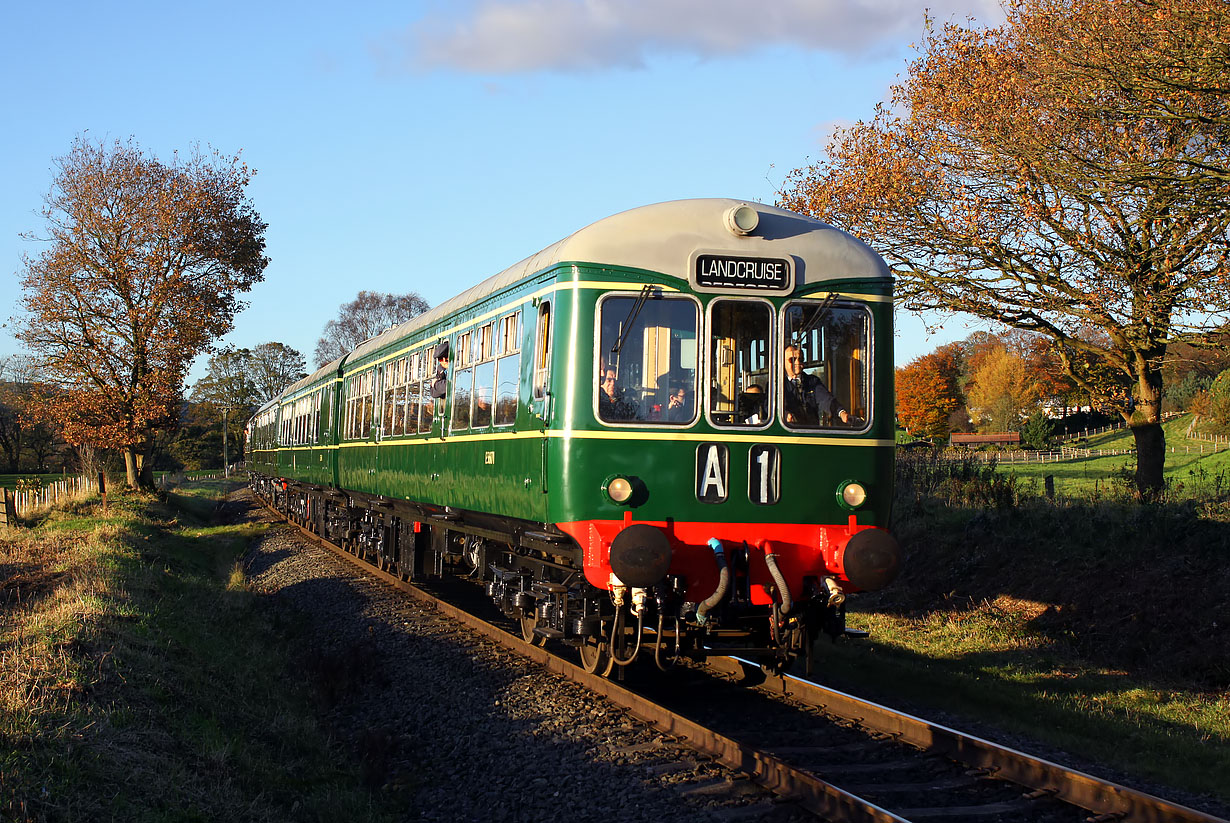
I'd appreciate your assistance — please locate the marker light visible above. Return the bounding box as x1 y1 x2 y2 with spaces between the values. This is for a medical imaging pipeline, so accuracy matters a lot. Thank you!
838 481 867 510
606 477 634 504
724 204 759 236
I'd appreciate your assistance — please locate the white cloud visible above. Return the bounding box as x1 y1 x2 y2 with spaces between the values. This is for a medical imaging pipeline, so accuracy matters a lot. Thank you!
404 0 1005 74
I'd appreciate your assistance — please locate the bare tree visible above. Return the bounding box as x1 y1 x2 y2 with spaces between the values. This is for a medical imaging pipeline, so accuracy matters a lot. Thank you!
313 291 430 368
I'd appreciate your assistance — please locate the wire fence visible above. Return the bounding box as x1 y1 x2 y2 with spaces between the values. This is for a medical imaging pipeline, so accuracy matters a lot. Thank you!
4 467 246 522
946 439 1228 464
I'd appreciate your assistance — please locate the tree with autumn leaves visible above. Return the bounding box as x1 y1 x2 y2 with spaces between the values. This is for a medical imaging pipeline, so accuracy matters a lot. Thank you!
896 349 962 439
782 0 1230 497
17 137 269 489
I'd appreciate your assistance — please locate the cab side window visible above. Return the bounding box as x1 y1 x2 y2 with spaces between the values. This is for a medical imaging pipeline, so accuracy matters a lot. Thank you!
532 301 551 400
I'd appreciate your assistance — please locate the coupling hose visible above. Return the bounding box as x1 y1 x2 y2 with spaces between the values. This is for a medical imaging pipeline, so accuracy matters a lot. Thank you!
763 549 793 614
696 538 730 625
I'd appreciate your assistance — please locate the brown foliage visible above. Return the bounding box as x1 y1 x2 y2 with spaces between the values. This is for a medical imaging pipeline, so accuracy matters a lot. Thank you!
781 0 1230 494
17 137 268 486
965 345 1043 432
896 353 962 439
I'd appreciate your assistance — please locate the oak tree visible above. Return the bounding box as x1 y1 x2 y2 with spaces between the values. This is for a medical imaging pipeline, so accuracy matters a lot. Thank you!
313 290 430 368
17 137 269 488
780 0 1230 497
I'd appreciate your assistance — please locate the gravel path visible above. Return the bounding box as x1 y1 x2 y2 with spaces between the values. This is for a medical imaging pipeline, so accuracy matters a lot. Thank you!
232 490 813 822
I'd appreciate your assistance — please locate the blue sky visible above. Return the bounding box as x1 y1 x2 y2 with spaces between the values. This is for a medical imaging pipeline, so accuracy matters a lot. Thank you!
1 0 1003 385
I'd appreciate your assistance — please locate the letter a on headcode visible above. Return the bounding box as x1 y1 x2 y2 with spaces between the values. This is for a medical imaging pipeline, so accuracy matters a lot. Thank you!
699 444 726 499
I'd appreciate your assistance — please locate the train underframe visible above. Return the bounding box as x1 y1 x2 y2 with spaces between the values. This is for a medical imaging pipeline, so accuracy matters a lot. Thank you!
251 474 858 675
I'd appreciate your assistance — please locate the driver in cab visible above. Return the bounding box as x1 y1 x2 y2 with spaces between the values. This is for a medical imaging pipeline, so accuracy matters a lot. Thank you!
783 344 849 426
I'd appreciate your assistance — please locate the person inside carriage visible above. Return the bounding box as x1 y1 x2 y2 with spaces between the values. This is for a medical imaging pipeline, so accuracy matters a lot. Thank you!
783 343 849 425
599 366 637 421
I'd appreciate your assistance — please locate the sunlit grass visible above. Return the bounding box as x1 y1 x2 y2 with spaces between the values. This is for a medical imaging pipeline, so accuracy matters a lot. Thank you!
1001 414 1230 497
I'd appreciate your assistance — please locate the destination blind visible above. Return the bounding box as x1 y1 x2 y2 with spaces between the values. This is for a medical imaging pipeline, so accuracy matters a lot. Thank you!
693 253 792 293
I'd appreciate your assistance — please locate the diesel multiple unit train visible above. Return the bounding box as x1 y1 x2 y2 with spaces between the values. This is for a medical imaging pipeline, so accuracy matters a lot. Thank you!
248 198 901 674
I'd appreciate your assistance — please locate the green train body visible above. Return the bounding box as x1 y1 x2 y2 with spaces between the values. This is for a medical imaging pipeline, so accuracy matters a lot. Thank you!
248 199 900 671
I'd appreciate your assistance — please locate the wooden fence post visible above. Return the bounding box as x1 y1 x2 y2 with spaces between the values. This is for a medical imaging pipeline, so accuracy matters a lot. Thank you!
0 488 15 526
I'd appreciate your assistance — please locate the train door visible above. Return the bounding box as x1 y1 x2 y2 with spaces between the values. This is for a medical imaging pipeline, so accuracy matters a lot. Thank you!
530 298 553 519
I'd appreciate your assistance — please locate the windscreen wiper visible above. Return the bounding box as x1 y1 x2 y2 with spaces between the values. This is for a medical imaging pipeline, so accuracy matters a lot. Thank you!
611 284 655 355
793 292 838 344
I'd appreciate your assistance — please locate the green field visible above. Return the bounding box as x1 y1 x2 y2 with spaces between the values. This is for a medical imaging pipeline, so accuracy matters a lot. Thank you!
900 414 1230 499
1005 415 1230 498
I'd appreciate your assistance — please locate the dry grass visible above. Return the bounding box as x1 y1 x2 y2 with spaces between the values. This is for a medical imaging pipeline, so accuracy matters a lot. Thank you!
1 486 387 822
1 522 106 717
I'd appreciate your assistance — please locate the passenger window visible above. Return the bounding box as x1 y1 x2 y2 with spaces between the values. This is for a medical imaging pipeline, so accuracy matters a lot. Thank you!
452 331 473 431
473 360 494 429
494 311 520 426
451 367 472 430
418 349 434 432
344 371 375 440
382 361 397 437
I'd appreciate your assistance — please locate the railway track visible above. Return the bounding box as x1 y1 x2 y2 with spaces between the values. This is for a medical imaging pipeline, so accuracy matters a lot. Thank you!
259 494 1226 823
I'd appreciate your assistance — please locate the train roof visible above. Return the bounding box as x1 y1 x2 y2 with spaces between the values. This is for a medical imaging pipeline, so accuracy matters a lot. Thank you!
343 199 887 369
280 356 345 400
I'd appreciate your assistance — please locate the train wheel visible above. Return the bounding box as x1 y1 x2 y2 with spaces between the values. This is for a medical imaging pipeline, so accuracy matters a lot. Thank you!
519 613 547 647
578 638 612 676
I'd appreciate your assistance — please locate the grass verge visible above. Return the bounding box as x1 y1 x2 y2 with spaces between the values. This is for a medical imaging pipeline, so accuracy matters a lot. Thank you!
0 480 391 822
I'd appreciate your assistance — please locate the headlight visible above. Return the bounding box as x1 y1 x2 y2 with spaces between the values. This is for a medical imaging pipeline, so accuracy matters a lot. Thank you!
606 476 633 504
838 480 867 510
724 204 759 236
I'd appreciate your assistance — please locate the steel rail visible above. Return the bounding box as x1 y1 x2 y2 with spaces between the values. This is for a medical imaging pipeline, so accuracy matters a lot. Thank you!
706 657 1228 823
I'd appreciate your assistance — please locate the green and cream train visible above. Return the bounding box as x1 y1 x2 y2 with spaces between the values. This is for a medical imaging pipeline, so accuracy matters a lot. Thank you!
247 198 901 673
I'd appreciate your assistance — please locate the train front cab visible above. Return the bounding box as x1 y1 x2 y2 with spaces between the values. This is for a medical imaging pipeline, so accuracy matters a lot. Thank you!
546 253 900 666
